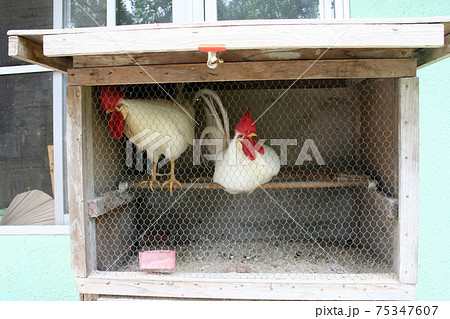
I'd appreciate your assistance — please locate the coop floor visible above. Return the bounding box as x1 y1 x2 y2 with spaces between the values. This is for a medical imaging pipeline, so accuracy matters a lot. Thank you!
119 239 392 276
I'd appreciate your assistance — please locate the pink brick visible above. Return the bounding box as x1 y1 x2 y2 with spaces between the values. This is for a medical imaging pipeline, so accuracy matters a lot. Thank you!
139 250 176 270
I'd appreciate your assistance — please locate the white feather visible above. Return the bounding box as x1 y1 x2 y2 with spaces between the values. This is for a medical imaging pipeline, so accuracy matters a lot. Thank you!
198 90 281 193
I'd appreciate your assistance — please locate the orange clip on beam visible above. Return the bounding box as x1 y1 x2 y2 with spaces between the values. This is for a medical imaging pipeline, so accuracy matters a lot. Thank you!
198 44 226 52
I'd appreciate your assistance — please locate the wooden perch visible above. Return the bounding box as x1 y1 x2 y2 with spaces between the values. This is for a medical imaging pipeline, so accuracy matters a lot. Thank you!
129 172 373 191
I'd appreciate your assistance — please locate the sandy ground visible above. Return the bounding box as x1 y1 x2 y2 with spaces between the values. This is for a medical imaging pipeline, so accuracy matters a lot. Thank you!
121 238 391 276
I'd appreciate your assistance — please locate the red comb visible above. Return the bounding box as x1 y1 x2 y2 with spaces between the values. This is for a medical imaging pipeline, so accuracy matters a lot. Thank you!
99 86 126 139
235 109 256 135
100 86 125 111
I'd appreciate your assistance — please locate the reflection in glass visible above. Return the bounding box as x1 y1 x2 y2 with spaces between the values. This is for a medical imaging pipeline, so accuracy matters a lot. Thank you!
117 0 172 25
217 0 320 20
65 0 107 28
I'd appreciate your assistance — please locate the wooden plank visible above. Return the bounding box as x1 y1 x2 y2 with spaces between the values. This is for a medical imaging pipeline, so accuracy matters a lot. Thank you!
67 86 96 277
72 48 413 68
88 191 136 218
43 23 443 57
77 272 415 300
415 33 450 68
8 17 450 38
394 77 419 284
79 294 99 301
68 59 417 86
47 145 55 198
8 36 71 72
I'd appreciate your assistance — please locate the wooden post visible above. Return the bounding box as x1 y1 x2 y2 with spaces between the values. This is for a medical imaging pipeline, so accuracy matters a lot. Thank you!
394 77 419 284
67 86 96 277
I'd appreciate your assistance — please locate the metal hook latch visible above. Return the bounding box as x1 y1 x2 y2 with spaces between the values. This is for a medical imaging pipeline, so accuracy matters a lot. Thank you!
198 44 226 69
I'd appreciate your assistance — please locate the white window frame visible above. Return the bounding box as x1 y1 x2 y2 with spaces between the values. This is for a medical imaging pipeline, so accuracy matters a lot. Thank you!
54 0 69 225
103 0 348 25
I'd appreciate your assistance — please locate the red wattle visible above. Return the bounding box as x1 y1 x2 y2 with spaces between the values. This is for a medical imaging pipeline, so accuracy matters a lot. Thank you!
241 138 256 161
241 137 265 161
109 111 124 140
252 139 264 155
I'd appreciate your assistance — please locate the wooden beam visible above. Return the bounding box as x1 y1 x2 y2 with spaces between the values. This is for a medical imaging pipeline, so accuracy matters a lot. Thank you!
68 58 417 86
43 23 443 57
67 86 96 277
88 190 136 218
415 33 450 68
394 77 419 284
72 48 413 68
8 36 71 72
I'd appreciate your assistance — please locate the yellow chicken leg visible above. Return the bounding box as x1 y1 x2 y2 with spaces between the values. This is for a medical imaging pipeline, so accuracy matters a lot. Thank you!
162 160 182 195
141 162 160 191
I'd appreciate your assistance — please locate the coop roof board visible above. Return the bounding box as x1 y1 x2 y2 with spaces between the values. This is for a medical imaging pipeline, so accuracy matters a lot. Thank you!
7 17 450 75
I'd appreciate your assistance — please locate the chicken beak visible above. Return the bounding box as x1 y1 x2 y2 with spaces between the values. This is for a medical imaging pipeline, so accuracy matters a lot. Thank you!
106 104 128 120
247 133 257 138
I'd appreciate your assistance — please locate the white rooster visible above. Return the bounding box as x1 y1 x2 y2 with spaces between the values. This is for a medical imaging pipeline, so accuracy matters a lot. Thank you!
100 86 195 194
196 89 280 194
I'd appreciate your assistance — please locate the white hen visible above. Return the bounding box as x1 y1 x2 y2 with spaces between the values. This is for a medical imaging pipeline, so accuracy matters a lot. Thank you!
196 89 280 194
100 86 195 193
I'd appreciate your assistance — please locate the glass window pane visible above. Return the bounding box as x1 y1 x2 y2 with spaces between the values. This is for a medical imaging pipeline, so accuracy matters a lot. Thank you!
217 0 320 20
117 0 172 25
1 0 52 66
0 73 54 224
65 0 107 28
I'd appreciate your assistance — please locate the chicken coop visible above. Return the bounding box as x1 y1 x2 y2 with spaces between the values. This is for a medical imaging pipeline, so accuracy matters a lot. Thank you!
8 18 449 300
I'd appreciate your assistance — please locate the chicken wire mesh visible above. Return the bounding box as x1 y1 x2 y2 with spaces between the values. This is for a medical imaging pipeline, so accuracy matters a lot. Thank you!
90 78 397 279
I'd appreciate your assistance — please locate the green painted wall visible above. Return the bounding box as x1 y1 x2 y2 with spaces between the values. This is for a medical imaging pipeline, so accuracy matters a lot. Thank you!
351 0 450 301
0 234 78 301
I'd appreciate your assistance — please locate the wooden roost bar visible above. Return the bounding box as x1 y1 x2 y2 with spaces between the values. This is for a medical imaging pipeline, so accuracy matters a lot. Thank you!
8 17 450 300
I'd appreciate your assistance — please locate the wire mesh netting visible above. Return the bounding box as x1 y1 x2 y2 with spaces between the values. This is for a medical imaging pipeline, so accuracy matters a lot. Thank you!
91 79 398 278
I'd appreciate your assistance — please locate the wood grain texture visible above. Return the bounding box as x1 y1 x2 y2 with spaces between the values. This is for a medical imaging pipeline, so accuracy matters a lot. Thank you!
88 190 136 218
68 59 417 86
8 36 71 72
67 86 96 277
72 48 413 68
394 77 419 284
415 33 450 68
43 23 443 57
77 272 415 300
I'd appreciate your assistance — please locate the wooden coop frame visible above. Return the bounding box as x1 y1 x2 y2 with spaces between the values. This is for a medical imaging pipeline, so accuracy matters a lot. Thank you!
8 18 450 300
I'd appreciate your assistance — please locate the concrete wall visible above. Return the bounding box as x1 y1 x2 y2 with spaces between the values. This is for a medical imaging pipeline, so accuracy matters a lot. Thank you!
0 233 78 300
350 0 450 301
